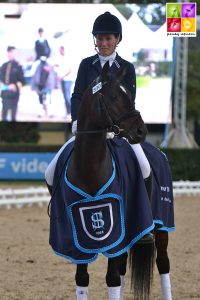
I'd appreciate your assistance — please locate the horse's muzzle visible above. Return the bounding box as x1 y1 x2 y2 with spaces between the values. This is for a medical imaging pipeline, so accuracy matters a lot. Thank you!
123 119 148 144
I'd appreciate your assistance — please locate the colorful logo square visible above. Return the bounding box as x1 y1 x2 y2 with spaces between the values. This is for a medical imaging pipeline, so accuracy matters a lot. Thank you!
167 18 181 32
182 3 196 18
166 2 197 37
181 18 196 32
167 3 181 18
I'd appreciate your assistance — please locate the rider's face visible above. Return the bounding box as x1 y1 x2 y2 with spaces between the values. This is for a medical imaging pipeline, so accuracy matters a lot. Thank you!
95 34 119 57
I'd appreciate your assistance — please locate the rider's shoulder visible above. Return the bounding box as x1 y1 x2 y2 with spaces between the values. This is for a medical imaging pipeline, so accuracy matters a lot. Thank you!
80 54 99 66
116 54 135 72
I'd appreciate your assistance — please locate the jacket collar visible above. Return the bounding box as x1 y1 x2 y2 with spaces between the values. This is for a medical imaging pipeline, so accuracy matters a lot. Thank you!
92 53 123 73
92 55 101 73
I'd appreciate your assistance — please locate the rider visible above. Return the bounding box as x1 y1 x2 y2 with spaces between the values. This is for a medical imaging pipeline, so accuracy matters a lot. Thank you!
71 11 152 202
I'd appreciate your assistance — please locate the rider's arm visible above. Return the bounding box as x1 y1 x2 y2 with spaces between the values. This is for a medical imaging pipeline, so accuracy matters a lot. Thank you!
123 62 136 109
71 59 87 122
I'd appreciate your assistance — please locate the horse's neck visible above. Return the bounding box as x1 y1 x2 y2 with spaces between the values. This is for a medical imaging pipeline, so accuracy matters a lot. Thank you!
68 134 112 195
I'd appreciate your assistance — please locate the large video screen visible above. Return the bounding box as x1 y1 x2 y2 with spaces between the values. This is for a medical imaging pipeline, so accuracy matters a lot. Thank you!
0 3 173 123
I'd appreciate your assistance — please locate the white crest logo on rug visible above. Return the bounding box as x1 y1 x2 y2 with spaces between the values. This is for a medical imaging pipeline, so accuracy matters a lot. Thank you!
91 211 105 231
79 203 113 241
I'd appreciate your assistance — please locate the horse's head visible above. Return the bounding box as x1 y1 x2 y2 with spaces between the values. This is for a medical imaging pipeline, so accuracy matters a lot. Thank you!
79 62 147 144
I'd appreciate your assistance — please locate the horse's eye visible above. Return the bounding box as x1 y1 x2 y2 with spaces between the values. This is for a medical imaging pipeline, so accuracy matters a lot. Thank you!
111 94 117 100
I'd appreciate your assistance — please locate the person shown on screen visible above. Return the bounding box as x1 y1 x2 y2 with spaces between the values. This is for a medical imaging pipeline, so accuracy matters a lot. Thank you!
0 46 25 121
56 46 72 121
35 27 51 61
31 57 57 118
31 28 56 118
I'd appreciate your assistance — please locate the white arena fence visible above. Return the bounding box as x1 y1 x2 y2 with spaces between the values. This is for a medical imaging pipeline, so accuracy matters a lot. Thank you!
0 181 200 208
0 186 49 208
173 181 200 196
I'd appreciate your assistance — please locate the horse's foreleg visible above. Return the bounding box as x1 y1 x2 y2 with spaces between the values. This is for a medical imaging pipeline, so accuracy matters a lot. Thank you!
106 257 121 300
155 231 172 300
75 264 89 300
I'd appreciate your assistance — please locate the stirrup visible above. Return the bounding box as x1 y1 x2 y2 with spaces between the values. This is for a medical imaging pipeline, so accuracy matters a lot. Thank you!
137 232 154 244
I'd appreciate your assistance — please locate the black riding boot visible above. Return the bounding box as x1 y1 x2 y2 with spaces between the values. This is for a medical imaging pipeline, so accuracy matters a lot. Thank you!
144 170 153 202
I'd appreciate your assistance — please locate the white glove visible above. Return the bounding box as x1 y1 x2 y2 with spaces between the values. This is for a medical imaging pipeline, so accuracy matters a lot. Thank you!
106 132 115 139
72 120 77 135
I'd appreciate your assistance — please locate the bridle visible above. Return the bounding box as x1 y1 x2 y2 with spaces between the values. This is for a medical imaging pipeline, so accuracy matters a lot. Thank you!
76 79 141 137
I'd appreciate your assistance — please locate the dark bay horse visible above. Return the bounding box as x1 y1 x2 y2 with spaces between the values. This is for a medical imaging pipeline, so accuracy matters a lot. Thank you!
46 62 175 300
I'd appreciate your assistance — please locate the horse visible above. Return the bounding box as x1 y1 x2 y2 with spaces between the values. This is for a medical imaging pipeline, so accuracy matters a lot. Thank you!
46 62 175 300
31 58 57 117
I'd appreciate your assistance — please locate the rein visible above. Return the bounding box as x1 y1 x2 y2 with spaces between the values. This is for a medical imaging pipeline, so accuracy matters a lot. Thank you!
76 124 123 136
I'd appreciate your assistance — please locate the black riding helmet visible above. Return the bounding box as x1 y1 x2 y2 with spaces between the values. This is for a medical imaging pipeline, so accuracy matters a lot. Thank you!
92 12 122 41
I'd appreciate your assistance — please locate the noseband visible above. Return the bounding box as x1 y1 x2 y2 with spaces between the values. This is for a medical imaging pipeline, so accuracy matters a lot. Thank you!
76 80 141 136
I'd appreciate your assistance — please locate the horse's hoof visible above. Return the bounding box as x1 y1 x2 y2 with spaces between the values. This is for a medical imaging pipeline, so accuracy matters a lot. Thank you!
138 232 154 244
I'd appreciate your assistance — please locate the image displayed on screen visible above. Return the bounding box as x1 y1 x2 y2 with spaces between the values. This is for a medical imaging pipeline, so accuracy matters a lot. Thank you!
0 3 173 124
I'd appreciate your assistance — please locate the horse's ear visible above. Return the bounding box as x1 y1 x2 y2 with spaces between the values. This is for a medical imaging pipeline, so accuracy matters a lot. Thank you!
117 66 127 80
101 61 110 82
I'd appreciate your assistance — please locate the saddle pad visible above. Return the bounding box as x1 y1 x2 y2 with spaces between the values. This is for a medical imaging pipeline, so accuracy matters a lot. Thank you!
49 138 174 264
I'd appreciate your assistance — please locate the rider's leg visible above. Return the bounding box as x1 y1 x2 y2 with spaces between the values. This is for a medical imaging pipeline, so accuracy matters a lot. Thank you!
37 87 45 117
131 144 154 243
130 144 153 199
106 257 121 300
144 170 153 201
75 264 89 300
131 144 151 179
131 143 154 203
155 231 172 300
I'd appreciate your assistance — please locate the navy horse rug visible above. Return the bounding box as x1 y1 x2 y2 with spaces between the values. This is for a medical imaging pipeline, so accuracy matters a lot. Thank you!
49 138 175 264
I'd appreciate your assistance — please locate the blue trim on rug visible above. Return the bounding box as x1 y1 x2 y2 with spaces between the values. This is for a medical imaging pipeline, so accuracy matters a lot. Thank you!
64 172 90 199
103 223 155 258
156 226 176 232
153 219 176 232
96 158 116 196
52 249 98 264
67 194 125 254
64 156 116 198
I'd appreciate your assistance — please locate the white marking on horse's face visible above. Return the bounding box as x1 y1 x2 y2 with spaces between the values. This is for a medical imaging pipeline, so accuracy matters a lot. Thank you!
120 85 127 94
